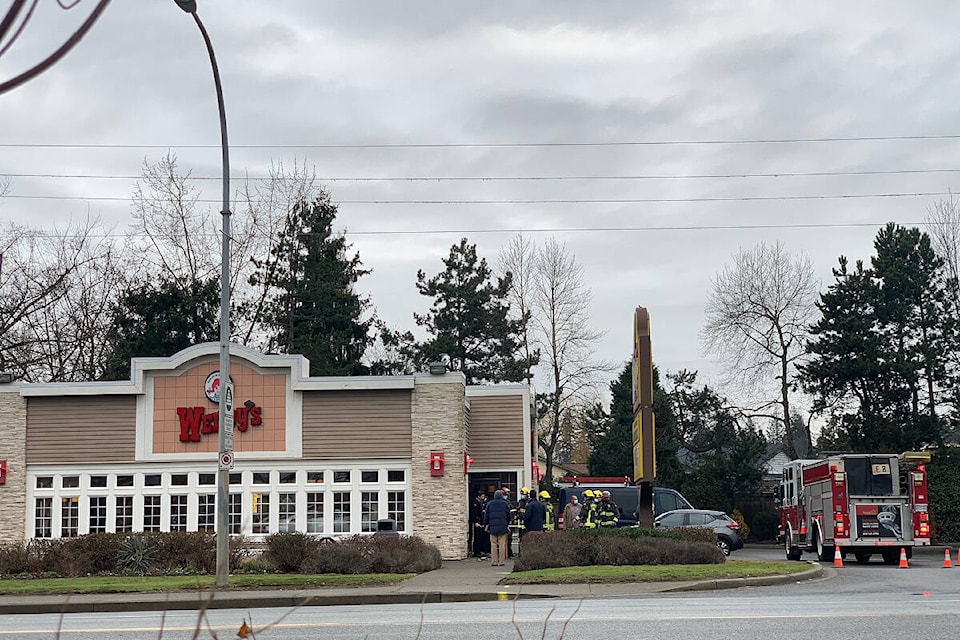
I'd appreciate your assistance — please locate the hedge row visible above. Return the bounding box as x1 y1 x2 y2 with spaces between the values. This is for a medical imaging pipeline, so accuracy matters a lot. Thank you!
513 528 724 571
0 532 441 578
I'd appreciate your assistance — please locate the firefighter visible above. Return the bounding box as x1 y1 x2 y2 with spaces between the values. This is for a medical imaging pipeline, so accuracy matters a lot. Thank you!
579 489 599 528
516 486 531 540
540 490 555 531
597 490 620 527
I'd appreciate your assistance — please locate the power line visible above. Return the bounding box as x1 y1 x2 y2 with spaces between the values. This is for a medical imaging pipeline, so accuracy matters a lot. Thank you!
3 168 960 182
3 133 960 150
2 191 955 204
0 220 931 241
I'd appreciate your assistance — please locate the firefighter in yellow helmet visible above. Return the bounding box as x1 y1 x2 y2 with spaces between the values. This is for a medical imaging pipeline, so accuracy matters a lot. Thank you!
579 489 599 528
539 490 555 531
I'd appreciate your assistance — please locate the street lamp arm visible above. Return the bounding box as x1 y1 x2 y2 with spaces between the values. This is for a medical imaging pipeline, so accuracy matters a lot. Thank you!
0 0 112 96
189 11 230 215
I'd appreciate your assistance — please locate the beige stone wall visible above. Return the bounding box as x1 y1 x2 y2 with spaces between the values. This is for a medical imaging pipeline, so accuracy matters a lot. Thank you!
410 375 467 560
0 390 27 545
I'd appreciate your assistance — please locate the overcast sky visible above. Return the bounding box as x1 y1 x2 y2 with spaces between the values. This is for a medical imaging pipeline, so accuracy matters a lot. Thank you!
3 1 959 401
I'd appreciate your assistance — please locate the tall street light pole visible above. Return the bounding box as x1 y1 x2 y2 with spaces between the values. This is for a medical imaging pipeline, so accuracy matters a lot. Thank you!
172 0 233 588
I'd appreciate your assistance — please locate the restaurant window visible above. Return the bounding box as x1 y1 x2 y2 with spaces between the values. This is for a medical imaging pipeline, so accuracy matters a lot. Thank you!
143 495 162 532
279 471 297 484
89 496 107 533
333 471 350 484
62 476 79 489
251 492 270 534
333 492 350 533
278 493 296 532
307 471 324 484
228 493 242 534
306 492 324 534
144 474 162 487
116 496 133 532
36 476 53 489
171 474 189 487
170 495 188 531
388 491 406 532
361 470 379 483
90 475 107 488
387 470 404 483
198 495 216 532
252 472 270 485
35 497 52 538
361 491 378 532
117 475 134 488
61 497 79 537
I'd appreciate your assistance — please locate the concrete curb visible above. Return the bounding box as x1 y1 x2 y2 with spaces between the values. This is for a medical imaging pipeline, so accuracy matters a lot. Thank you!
0 566 823 615
661 562 823 592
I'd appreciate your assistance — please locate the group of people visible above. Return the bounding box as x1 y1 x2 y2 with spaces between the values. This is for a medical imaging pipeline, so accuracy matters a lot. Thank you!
561 489 621 529
470 486 620 566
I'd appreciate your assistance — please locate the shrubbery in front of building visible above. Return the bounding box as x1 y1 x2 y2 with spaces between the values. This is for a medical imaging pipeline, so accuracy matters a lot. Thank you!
0 532 441 578
513 528 724 571
264 532 442 575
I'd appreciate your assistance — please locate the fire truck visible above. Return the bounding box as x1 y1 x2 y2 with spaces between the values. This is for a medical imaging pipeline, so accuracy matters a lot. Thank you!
777 453 930 564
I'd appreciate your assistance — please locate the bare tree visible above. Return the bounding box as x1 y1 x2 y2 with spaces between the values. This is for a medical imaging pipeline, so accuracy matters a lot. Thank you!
701 241 819 459
502 236 611 482
0 216 122 381
925 197 960 306
498 234 538 381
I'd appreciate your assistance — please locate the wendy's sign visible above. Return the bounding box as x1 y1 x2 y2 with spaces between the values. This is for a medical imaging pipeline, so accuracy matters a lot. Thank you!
177 400 263 443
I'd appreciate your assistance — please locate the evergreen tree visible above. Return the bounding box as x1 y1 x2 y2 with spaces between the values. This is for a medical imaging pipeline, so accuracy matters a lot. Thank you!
100 276 220 380
253 196 373 376
586 363 685 486
803 224 952 451
413 238 534 383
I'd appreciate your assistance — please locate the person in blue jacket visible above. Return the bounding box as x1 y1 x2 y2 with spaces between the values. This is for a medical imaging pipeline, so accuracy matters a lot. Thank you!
483 489 511 566
522 491 547 534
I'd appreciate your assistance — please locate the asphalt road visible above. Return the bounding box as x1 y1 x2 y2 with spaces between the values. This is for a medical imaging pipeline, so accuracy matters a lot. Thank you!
4 546 959 639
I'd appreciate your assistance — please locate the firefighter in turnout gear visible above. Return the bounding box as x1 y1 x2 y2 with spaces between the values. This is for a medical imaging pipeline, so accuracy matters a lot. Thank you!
579 489 599 528
540 490 555 531
516 486 531 540
597 490 619 527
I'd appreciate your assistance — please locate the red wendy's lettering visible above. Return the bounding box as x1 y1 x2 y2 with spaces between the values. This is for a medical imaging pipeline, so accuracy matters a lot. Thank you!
177 403 264 443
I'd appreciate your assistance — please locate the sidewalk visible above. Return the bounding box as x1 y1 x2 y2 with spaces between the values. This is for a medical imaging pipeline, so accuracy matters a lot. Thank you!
0 558 824 615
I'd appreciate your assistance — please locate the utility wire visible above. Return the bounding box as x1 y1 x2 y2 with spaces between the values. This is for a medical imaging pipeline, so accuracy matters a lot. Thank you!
3 168 960 182
2 191 955 204
3 133 960 149
0 220 930 241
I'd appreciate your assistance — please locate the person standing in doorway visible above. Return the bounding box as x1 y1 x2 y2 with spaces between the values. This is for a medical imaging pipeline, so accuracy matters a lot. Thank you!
470 490 490 559
484 489 511 566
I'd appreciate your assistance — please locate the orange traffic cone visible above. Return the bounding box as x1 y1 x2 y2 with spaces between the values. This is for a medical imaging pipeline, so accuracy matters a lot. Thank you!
945 549 953 568
899 547 909 568
834 545 843 568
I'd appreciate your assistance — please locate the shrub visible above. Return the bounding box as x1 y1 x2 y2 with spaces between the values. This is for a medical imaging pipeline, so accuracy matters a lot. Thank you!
301 535 441 575
62 533 126 575
154 531 216 574
0 543 30 577
116 534 159 575
236 557 275 574
513 529 724 571
265 532 317 573
26 539 68 577
929 447 960 543
751 512 779 542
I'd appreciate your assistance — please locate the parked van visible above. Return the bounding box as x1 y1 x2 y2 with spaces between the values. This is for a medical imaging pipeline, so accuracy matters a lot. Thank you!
556 484 694 528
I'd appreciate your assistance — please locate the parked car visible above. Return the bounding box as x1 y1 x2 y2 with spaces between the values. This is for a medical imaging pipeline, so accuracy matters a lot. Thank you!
653 508 744 556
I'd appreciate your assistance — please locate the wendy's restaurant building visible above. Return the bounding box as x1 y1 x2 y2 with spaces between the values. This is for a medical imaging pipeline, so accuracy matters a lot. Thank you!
0 343 533 559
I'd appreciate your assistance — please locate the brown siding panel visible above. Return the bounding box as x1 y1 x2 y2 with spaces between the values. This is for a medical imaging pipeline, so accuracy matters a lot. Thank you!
27 396 137 463
467 395 524 467
302 390 412 459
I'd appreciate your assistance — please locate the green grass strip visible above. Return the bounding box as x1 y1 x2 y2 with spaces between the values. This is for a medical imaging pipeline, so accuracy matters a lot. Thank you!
501 560 815 585
0 572 412 595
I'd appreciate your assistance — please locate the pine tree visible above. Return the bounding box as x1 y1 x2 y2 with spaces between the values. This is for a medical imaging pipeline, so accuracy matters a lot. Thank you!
414 238 534 383
253 196 373 376
101 276 220 380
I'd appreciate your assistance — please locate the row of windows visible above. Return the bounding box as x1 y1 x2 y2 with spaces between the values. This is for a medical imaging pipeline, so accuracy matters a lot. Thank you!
35 469 407 491
28 469 411 539
34 490 408 538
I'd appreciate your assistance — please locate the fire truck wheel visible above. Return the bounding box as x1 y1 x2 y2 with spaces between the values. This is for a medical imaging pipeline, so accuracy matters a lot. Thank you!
784 531 803 561
881 550 898 565
814 528 833 562
854 553 871 564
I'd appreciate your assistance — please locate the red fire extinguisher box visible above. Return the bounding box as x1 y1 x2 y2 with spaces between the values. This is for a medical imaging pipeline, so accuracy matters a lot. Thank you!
429 451 445 477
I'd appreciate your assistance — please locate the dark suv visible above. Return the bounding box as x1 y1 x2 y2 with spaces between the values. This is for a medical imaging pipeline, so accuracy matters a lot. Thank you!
556 486 694 528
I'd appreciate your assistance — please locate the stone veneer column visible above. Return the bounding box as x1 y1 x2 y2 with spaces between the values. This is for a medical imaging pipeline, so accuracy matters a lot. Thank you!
0 389 27 546
410 373 467 560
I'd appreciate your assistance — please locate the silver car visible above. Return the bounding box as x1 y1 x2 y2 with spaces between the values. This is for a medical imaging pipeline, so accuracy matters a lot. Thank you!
654 508 744 556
